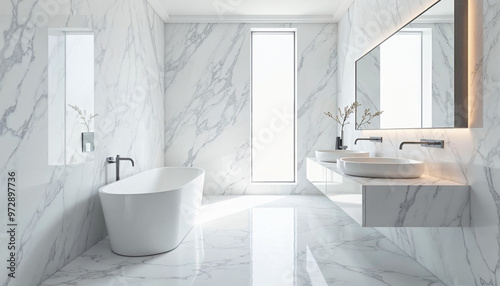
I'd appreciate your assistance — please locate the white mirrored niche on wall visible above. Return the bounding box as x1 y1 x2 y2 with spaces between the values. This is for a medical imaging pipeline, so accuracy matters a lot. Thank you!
48 16 95 165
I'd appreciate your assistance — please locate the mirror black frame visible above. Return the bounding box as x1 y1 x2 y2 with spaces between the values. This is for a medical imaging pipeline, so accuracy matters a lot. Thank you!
355 0 468 130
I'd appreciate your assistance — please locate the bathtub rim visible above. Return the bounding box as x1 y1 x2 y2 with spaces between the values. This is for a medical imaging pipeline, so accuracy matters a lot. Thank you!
99 166 205 196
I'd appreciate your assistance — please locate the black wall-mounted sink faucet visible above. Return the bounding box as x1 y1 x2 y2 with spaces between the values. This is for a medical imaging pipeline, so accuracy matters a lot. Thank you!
399 139 444 150
354 137 383 145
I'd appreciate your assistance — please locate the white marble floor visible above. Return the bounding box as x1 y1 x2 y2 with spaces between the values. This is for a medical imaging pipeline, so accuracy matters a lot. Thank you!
41 196 445 286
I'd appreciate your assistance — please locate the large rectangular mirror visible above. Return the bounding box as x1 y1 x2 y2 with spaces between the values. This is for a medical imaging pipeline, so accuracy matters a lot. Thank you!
355 0 468 129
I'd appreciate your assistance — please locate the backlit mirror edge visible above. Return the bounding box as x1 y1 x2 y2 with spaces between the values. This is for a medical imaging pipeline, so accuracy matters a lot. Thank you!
454 0 468 128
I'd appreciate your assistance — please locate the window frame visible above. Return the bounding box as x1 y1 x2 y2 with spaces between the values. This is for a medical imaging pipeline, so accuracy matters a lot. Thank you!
250 28 297 184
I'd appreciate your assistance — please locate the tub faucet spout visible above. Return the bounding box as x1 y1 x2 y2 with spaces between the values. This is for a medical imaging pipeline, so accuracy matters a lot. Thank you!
106 155 135 181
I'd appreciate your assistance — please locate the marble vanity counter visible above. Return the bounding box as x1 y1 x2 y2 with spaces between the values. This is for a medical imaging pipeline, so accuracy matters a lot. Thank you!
307 157 470 227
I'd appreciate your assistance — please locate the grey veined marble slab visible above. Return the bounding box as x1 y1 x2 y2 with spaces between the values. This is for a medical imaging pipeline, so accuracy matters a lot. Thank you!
308 158 470 227
41 196 445 286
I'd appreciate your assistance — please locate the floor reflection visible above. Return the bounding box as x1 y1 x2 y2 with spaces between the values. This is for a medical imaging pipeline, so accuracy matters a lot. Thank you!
41 196 445 286
306 245 329 286
252 208 295 286
197 196 282 224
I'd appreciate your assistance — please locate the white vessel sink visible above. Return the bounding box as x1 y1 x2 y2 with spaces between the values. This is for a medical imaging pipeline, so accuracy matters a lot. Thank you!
315 150 370 163
337 157 425 179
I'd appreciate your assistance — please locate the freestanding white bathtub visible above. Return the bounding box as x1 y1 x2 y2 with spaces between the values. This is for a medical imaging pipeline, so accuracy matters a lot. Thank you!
98 167 205 256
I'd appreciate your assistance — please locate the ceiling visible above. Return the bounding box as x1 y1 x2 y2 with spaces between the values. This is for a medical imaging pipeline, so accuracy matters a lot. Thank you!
147 0 355 23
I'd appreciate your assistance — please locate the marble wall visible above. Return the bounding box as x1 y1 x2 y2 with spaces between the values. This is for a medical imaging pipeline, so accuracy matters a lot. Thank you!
0 0 164 285
164 23 338 195
339 0 500 285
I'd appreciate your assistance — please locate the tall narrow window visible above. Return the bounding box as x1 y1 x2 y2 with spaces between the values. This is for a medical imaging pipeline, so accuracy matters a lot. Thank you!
380 31 423 129
378 29 433 129
251 29 296 183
